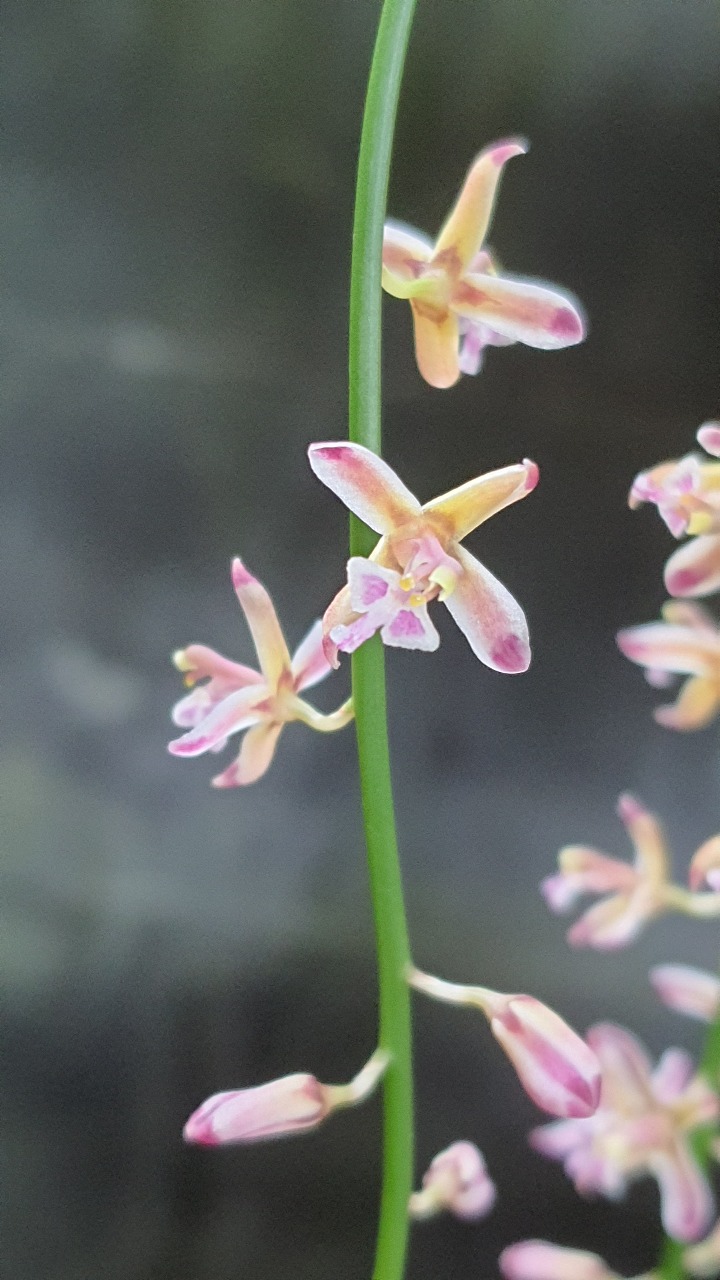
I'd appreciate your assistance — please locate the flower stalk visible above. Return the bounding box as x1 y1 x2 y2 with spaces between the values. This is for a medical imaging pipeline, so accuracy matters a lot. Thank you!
348 2 418 1280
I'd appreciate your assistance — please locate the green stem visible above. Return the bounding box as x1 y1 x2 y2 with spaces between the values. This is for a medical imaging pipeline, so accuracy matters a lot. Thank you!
657 994 720 1280
348 4 417 1280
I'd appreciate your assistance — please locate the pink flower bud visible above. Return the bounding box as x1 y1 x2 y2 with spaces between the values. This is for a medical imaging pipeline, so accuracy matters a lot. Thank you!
651 965 720 1022
482 991 601 1118
500 1241 619 1280
184 1073 331 1145
409 1141 496 1221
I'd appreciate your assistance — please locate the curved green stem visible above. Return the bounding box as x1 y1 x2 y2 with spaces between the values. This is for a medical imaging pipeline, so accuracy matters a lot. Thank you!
348 3 418 1280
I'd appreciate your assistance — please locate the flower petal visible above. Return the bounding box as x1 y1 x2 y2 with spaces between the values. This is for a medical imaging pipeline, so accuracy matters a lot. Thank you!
231 559 292 688
688 835 720 892
423 458 538 542
665 535 720 598
697 422 720 458
585 1022 654 1113
290 620 333 692
380 603 440 651
451 273 584 349
616 793 669 882
308 442 421 534
617 622 717 677
650 963 720 1022
566 890 652 950
183 1073 329 1145
500 1240 616 1280
382 220 433 298
654 675 720 731
211 720 284 787
651 1048 696 1103
661 601 718 632
441 545 530 672
557 845 637 893
168 686 264 757
432 138 527 273
651 1138 715 1242
409 301 460 388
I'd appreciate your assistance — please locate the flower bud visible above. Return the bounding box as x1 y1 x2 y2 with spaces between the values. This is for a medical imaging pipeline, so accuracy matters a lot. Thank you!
409 1141 496 1221
408 969 600 1118
650 964 720 1023
500 1241 620 1280
184 1049 388 1146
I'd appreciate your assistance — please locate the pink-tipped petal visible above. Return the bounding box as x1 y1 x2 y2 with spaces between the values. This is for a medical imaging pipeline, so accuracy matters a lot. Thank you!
566 891 651 950
616 793 669 882
654 675 720 731
697 422 720 458
557 845 638 893
382 220 434 298
308 442 422 533
489 994 601 1118
650 964 720 1022
231 559 293 688
541 872 587 913
168 686 264 757
433 138 527 273
500 1240 616 1280
423 458 538 541
651 1049 696 1103
183 1073 330 1145
409 302 461 388
665 535 720 598
173 643 264 689
441 545 530 672
688 835 720 892
452 273 584 350
290 620 333 692
651 1139 715 1243
616 624 716 678
661 600 718 632
211 720 284 787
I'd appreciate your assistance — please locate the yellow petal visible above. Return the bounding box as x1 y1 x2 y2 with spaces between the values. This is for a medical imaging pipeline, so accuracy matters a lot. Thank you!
231 559 292 688
432 139 527 274
382 221 433 298
654 675 720 731
409 301 459 388
423 459 538 542
616 794 669 884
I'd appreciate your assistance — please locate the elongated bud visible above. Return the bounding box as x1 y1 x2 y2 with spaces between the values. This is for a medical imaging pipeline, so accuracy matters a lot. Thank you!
184 1049 388 1146
409 1141 496 1221
408 969 600 1118
500 1241 621 1280
651 965 720 1023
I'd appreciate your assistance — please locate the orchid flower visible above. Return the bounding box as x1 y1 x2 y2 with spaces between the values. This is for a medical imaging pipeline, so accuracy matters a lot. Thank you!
408 968 600 1119
184 1050 388 1145
617 601 720 730
408 1141 496 1221
531 1023 719 1242
382 139 585 387
650 964 720 1023
542 794 720 947
500 1239 650 1280
168 559 353 786
308 442 537 671
629 423 720 597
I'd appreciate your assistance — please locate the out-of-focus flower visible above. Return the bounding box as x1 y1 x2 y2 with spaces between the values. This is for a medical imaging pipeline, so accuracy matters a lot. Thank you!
408 968 600 1119
168 559 353 786
409 1141 496 1221
308 442 537 670
685 1220 720 1276
629 424 720 597
500 1239 634 1280
617 602 720 731
689 835 720 892
184 1049 388 1145
531 1023 719 1242
650 964 720 1023
382 139 584 387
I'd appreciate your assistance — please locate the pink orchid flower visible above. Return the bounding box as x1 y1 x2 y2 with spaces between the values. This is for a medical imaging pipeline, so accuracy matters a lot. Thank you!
408 968 600 1119
531 1023 719 1243
184 1050 387 1145
409 1141 496 1221
617 601 720 730
168 559 353 787
629 423 720 597
650 964 720 1023
500 1240 638 1280
308 442 538 671
382 139 585 387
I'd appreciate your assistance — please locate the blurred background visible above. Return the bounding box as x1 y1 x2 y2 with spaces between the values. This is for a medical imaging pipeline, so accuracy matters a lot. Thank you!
2 0 720 1276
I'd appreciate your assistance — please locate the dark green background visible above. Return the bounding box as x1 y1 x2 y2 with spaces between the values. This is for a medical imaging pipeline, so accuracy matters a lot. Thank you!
2 1 720 1277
